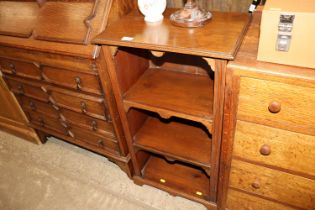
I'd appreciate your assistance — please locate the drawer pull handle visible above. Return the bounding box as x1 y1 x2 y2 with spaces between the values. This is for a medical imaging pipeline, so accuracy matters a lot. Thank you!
17 84 24 95
74 76 82 90
260 144 271 156
97 139 104 147
268 101 281 113
9 63 16 74
251 181 260 189
29 101 36 111
91 120 97 131
80 101 87 114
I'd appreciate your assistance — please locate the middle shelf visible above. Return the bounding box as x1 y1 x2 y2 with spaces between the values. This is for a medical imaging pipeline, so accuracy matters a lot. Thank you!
134 115 212 169
123 68 214 129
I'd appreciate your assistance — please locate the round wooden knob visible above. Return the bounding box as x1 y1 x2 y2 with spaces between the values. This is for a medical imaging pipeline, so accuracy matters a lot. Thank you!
260 144 271 156
251 180 260 189
268 101 281 113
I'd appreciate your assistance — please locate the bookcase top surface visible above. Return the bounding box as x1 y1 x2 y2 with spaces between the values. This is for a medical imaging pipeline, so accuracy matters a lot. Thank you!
93 9 251 60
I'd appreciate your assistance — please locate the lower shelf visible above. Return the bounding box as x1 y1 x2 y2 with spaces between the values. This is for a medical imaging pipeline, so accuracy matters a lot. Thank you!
141 154 210 201
134 115 212 169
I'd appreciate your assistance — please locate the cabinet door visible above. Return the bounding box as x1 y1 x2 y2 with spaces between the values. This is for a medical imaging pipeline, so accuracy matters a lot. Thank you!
0 73 39 143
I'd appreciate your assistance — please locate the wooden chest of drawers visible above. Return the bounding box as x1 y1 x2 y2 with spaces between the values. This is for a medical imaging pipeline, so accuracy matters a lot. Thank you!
0 0 137 177
219 12 315 210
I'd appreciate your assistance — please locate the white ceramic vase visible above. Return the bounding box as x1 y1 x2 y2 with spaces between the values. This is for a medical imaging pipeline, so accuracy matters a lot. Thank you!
138 0 167 23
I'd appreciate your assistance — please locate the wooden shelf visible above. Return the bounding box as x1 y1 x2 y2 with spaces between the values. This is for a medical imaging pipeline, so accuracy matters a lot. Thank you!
134 116 211 169
142 155 210 201
124 68 214 129
93 9 251 59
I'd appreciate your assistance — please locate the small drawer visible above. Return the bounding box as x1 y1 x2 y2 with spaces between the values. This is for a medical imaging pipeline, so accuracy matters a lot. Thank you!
41 66 102 95
233 121 315 178
60 109 115 138
238 77 315 134
18 95 115 138
226 188 295 210
4 76 48 101
229 159 315 210
48 87 108 120
71 126 120 155
0 57 41 80
18 95 59 118
26 111 68 135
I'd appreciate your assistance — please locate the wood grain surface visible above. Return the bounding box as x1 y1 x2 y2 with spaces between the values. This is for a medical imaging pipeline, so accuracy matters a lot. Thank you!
0 2 39 37
93 9 251 59
237 77 315 136
233 120 315 179
226 188 296 210
134 116 211 168
229 159 315 210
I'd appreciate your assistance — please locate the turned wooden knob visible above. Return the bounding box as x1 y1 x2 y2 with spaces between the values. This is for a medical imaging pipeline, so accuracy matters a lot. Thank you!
260 144 271 156
268 101 281 113
251 180 260 189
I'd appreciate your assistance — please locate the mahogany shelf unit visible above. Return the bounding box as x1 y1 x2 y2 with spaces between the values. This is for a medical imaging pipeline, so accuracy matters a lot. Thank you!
94 8 251 210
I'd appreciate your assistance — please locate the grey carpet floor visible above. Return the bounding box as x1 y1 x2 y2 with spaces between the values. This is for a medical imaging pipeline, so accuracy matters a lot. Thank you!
0 130 206 210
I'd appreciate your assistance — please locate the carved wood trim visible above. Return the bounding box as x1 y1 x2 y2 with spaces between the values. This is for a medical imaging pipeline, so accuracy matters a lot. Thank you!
83 0 100 45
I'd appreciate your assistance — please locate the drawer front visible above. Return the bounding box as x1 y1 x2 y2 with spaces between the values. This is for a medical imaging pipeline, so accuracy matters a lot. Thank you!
41 66 102 95
5 77 48 101
238 77 315 133
60 109 115 138
71 126 120 155
18 95 115 138
48 88 108 120
226 189 295 210
0 57 41 80
229 159 315 209
18 95 59 118
233 120 315 178
26 111 68 136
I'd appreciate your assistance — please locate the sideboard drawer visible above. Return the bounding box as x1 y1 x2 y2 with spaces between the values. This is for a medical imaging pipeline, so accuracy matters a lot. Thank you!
5 77 48 101
47 87 108 120
26 111 67 135
60 108 115 138
41 66 102 95
238 77 315 134
71 126 120 155
229 160 315 210
0 57 41 80
18 95 58 118
226 189 295 210
233 120 315 178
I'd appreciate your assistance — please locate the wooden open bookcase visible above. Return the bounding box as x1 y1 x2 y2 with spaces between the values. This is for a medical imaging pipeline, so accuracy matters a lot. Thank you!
94 9 250 210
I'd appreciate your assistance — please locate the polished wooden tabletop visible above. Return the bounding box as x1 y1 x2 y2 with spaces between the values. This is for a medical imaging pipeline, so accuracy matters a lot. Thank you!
93 9 251 59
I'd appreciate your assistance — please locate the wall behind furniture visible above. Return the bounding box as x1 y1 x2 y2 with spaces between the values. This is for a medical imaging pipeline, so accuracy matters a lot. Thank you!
167 0 252 12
